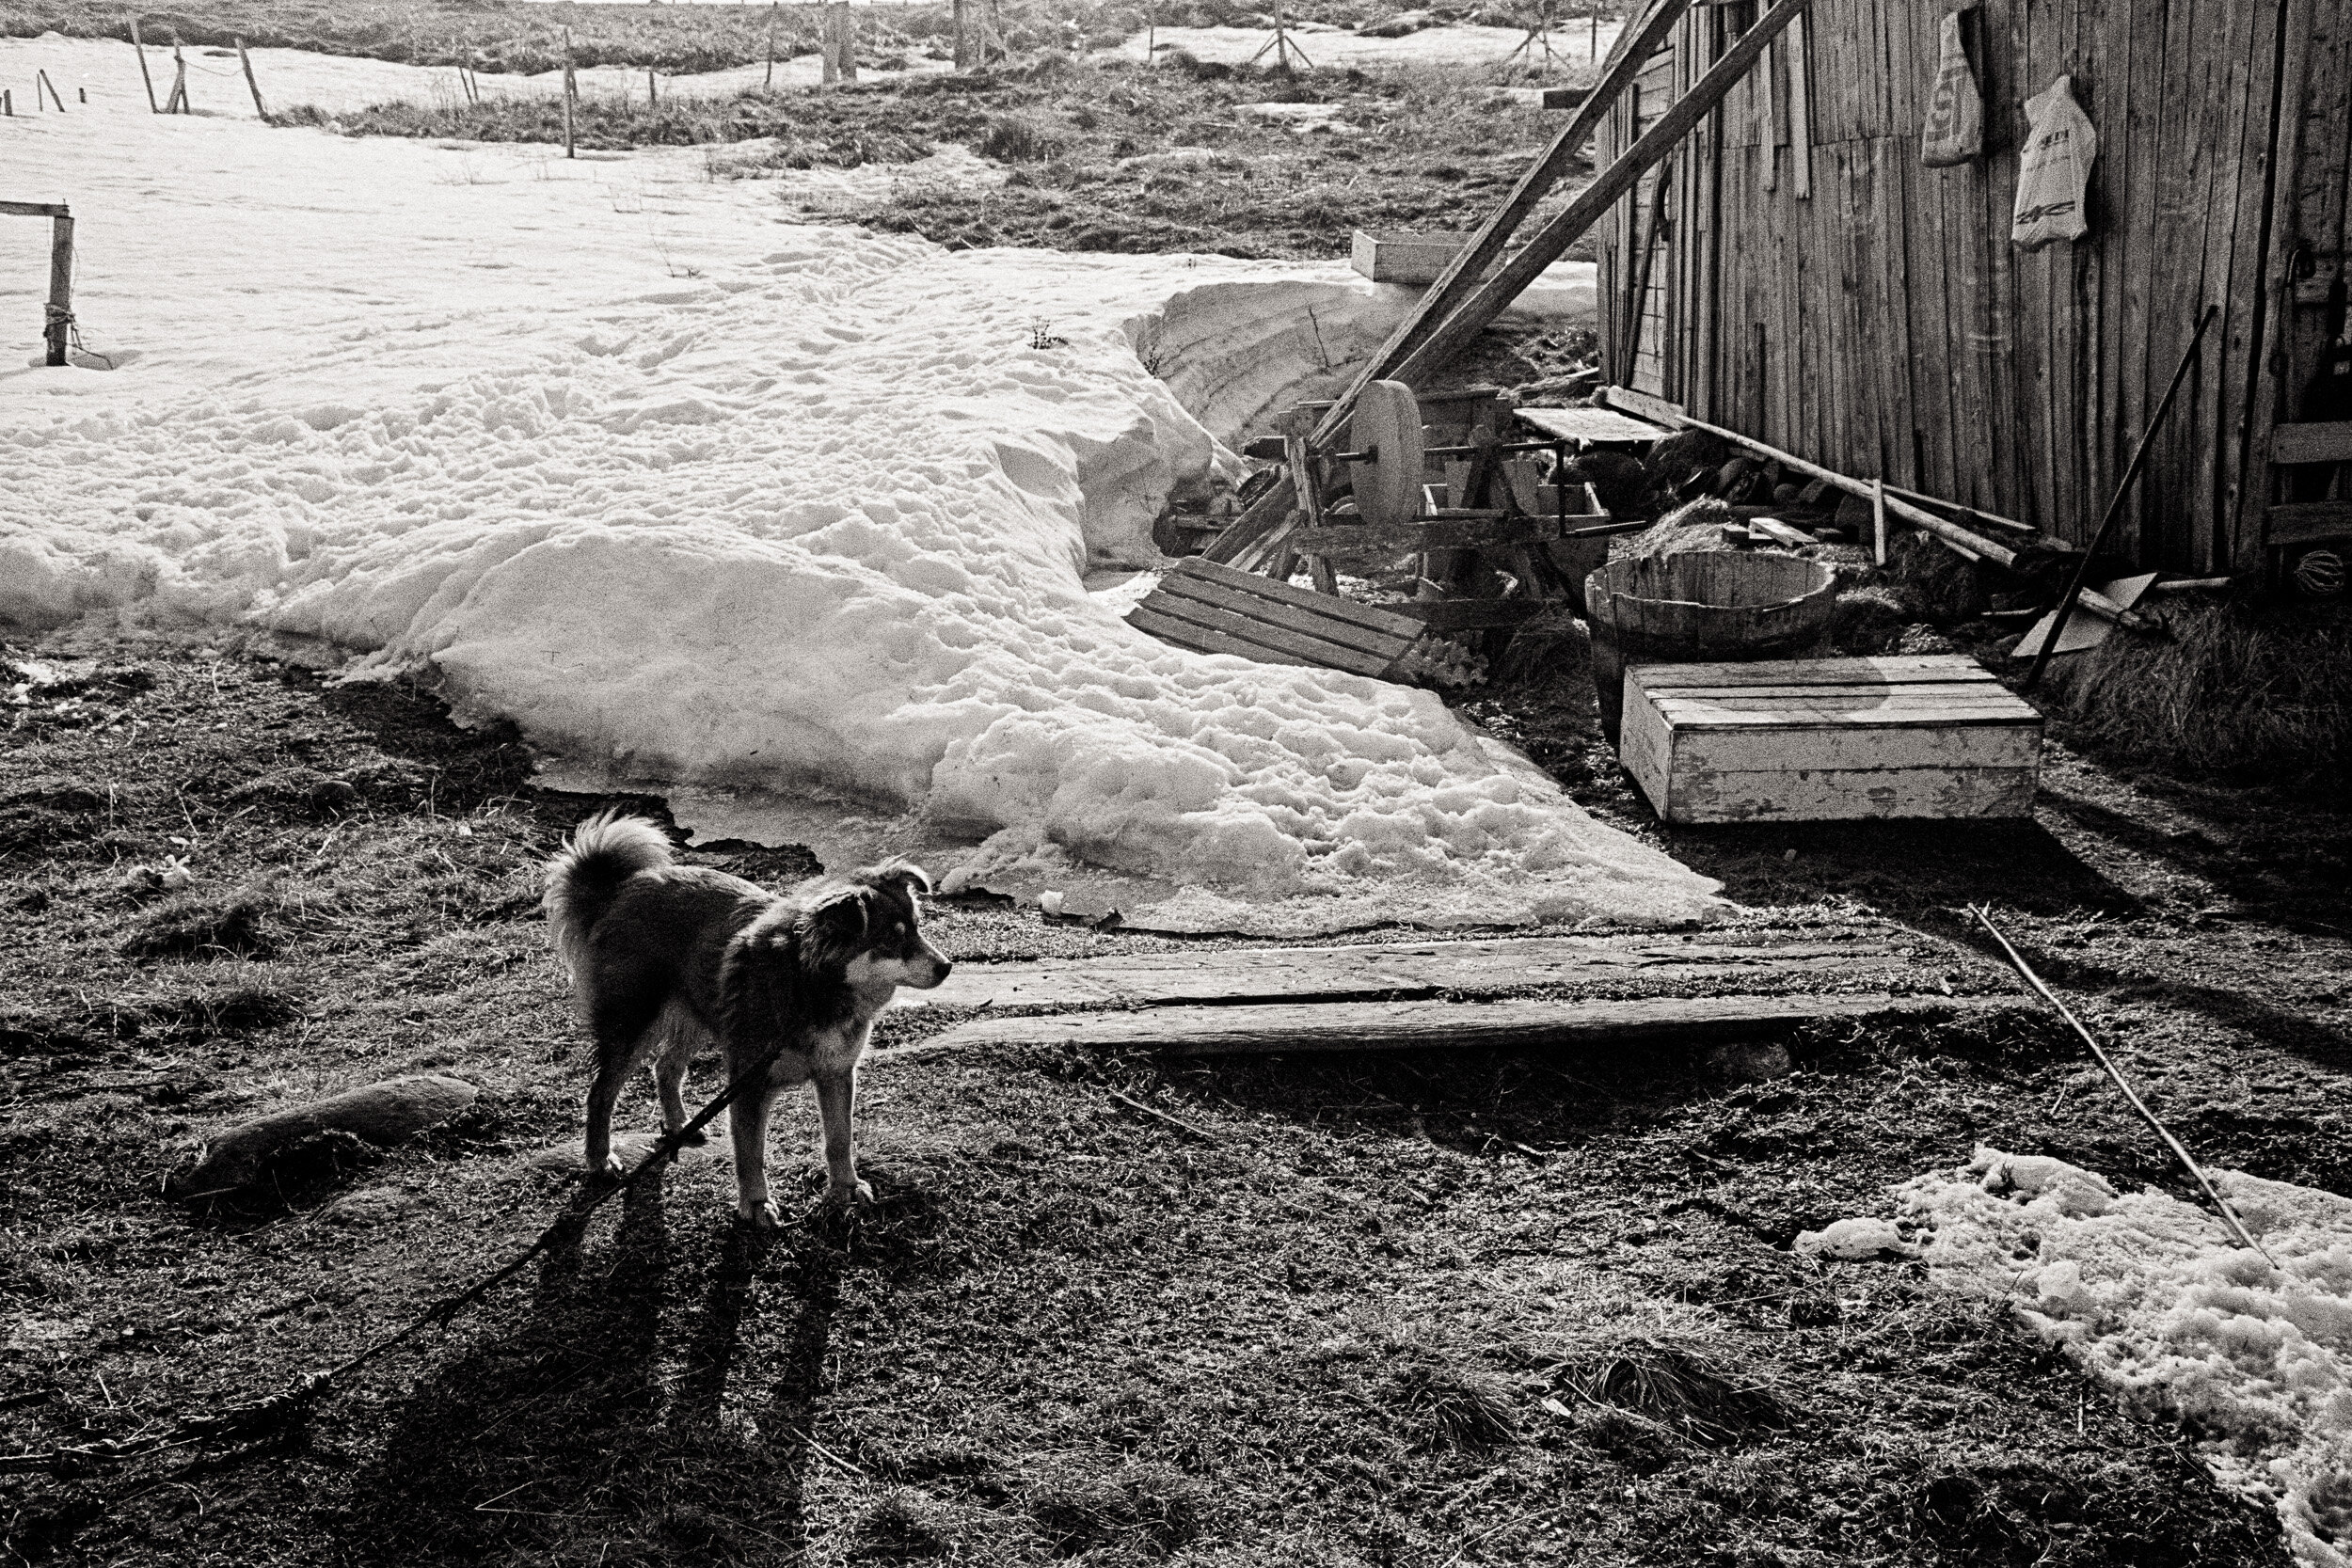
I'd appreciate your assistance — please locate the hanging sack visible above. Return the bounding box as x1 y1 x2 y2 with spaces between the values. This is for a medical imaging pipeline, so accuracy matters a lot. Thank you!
2012 74 2096 249
1920 8 1983 166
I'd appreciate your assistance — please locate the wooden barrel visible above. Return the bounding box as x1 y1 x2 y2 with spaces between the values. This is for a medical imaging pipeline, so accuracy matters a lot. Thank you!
1583 552 1838 740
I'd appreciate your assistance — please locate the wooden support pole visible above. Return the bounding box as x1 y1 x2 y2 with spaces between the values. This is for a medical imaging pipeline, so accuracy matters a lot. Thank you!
1309 0 1691 451
836 2 858 83
2 90 10 117
1871 477 1887 566
1204 0 1696 569
561 27 576 159
821 1 841 84
167 44 188 113
44 211 73 369
767 2 778 85
646 68 657 105
38 69 65 111
236 38 268 122
131 20 158 112
1387 0 1808 391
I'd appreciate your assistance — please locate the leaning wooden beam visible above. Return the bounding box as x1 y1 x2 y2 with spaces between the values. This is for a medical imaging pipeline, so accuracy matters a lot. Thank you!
1309 0 1692 450
1386 0 1809 391
916 991 1996 1057
1598 388 2155 633
1200 0 1695 569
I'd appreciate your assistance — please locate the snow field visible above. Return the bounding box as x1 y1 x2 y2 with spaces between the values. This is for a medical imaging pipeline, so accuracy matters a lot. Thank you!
1895 1147 2352 1566
3 65 1718 927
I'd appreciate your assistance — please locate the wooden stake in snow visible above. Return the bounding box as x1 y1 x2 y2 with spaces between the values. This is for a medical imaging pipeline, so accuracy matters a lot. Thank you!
235 38 268 122
3 201 73 366
130 20 158 112
1968 905 2274 1263
38 68 64 111
166 44 189 114
561 27 576 159
767 2 778 86
646 68 657 106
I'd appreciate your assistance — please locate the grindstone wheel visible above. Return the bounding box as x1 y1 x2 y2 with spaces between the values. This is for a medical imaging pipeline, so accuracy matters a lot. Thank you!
1350 380 1427 530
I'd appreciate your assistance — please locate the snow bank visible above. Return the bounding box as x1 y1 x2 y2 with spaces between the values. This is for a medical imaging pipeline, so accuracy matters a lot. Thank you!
1896 1146 2352 1566
1 70 1721 930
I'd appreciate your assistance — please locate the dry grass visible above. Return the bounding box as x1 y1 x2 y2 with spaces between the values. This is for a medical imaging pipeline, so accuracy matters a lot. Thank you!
2042 594 2352 787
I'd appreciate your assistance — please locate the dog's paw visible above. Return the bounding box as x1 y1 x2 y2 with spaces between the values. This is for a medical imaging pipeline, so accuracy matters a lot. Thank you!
667 1126 708 1148
736 1196 784 1230
825 1178 877 1211
586 1152 627 1182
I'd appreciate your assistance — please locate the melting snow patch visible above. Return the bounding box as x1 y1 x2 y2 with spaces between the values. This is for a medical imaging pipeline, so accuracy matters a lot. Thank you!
1896 1145 2352 1567
1 98 1722 931
1794 1216 1910 1260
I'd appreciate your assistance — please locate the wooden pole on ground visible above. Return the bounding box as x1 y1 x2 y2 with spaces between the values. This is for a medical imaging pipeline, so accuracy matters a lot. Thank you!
3 90 11 117
766 2 778 85
235 38 267 122
45 209 73 368
1202 0 1697 567
561 27 576 158
167 42 188 113
954 0 969 70
1871 477 1887 566
38 69 65 110
646 68 657 105
837 2 858 83
131 20 158 112
821 1 840 84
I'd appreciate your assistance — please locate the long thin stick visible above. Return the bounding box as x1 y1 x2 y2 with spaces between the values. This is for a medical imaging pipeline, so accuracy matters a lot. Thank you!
561 26 576 159
235 38 267 122
1968 905 2272 1262
131 19 158 111
2023 301 2219 691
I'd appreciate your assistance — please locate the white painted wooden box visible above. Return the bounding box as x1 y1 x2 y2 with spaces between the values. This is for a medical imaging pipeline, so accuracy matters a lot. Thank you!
1619 656 2043 824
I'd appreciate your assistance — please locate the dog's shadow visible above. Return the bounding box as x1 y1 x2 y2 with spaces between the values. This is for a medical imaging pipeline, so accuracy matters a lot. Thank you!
328 1169 887 1566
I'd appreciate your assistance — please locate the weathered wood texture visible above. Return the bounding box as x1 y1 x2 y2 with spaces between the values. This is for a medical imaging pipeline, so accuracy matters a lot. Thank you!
1620 655 2044 823
913 991 1995 1056
1126 558 1420 677
898 929 1930 1013
1600 0 2344 573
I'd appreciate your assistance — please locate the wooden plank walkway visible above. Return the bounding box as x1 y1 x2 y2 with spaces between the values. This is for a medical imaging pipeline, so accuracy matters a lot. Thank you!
899 931 1918 1013
905 992 1994 1057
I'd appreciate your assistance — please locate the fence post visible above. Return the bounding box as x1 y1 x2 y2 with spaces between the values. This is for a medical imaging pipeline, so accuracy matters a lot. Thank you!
561 27 576 158
45 211 73 368
236 38 268 121
131 19 158 111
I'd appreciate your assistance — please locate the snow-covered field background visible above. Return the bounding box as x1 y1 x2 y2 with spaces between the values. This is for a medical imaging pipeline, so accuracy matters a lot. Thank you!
2 40 1715 931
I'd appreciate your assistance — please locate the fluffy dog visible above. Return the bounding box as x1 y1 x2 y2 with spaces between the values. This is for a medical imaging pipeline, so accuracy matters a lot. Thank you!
542 812 950 1225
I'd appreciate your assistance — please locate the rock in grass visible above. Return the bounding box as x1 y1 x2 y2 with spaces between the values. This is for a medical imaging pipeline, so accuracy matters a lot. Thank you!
167 1074 478 1198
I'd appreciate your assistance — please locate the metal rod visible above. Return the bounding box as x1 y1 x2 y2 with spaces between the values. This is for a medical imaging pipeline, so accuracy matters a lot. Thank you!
1969 905 2273 1262
2023 302 2219 691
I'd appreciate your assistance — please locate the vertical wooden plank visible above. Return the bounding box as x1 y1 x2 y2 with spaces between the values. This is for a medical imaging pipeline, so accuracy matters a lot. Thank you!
2204 0 2293 571
2147 0 2224 566
1902 137 1959 498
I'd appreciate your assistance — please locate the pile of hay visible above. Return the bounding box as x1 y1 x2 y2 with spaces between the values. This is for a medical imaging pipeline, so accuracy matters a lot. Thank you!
2040 595 2352 784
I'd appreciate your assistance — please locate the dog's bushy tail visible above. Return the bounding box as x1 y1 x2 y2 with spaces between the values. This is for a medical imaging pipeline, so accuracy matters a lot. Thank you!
543 812 673 977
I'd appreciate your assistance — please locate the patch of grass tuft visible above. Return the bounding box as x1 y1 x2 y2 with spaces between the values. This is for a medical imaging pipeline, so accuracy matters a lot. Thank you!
1025 1463 1203 1557
1389 1361 1519 1449
120 877 296 959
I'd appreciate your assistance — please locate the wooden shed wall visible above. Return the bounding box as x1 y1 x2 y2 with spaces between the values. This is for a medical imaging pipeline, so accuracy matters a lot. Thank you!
1597 0 2344 573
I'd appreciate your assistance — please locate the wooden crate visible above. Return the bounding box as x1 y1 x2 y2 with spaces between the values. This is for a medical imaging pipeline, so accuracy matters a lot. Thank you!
1129 558 1422 678
1619 656 2043 824
1349 230 1471 285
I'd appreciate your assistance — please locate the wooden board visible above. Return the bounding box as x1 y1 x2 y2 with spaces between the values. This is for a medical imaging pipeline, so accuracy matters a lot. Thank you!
2274 422 2352 466
1130 559 1420 678
1514 405 1672 445
1620 655 2043 823
906 991 1996 1057
898 930 1923 1013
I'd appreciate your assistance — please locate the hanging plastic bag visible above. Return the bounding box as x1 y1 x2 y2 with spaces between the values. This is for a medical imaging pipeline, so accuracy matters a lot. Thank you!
2013 74 2096 249
1920 8 1983 166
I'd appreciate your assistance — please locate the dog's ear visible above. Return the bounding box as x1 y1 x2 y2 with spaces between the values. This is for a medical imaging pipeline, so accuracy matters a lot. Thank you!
862 858 933 899
796 887 869 972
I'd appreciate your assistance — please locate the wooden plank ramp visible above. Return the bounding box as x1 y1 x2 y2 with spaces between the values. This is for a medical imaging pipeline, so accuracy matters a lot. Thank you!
1128 558 1421 678
904 993 1994 1058
888 928 2012 1058
899 930 1916 1013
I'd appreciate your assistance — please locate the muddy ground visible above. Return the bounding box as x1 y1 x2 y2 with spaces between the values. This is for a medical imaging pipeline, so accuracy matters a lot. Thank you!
3 616 2343 1567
